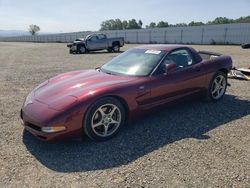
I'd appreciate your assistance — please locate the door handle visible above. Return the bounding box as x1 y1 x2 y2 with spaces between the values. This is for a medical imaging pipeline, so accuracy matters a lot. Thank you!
137 85 150 97
138 86 145 90
137 85 146 95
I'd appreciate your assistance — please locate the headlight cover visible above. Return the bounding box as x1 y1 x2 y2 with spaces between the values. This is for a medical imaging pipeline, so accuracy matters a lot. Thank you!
48 95 78 111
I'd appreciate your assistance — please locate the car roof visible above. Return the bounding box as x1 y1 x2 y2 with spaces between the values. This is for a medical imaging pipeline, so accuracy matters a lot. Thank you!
134 44 188 52
134 44 202 63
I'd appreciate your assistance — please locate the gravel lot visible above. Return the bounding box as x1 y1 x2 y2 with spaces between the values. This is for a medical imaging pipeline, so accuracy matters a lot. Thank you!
0 42 249 187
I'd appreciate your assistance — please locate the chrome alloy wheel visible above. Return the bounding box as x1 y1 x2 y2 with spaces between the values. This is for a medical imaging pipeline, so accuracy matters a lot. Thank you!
211 75 226 100
91 104 121 137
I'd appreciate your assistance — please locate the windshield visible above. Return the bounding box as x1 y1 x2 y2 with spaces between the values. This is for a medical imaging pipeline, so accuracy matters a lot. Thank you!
101 48 166 76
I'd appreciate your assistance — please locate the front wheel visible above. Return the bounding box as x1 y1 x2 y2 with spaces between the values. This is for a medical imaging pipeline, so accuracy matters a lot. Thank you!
83 97 126 141
206 71 227 102
78 45 86 54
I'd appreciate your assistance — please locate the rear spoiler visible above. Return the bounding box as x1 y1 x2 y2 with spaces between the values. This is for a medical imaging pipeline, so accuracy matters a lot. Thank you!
198 50 222 57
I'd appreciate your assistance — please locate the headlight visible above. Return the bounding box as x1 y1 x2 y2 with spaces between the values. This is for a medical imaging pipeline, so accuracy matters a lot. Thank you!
48 95 78 111
41 125 66 133
34 80 49 91
24 92 34 107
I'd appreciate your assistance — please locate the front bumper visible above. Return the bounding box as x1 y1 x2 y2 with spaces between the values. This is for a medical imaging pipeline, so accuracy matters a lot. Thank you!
70 45 77 52
20 99 83 141
67 43 73 48
20 109 70 141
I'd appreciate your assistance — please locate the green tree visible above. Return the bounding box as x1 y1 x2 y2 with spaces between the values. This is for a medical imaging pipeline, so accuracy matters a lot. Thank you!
100 19 142 30
175 23 188 27
147 22 156 28
157 21 169 28
122 20 128 29
235 16 250 23
207 17 233 25
100 20 111 30
28 24 40 35
188 21 204 26
138 20 143 28
127 19 140 29
115 19 123 30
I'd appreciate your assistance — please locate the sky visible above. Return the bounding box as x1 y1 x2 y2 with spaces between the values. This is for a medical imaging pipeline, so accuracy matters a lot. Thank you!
0 0 250 33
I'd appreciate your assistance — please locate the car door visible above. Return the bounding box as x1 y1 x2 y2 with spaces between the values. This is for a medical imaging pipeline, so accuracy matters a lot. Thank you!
145 48 206 108
97 34 108 49
86 35 100 50
86 34 107 50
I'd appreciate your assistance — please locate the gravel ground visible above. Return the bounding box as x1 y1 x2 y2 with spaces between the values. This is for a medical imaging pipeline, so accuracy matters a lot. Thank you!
0 42 249 188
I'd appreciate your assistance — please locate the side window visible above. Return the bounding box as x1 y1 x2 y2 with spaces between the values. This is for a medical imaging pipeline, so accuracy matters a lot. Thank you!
89 35 98 41
98 34 106 40
168 49 194 68
155 49 195 75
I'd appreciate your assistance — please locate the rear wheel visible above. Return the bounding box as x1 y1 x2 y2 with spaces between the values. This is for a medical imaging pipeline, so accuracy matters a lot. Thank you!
112 43 120 52
206 71 227 102
83 97 126 141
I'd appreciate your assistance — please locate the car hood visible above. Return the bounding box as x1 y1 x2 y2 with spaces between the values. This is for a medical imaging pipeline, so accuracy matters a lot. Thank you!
73 39 85 44
34 70 138 110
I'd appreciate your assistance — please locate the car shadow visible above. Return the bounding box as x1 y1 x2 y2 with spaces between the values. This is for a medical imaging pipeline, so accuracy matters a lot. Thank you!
23 95 250 172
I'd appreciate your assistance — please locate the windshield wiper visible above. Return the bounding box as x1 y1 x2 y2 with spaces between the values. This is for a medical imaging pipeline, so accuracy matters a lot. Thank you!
100 68 116 75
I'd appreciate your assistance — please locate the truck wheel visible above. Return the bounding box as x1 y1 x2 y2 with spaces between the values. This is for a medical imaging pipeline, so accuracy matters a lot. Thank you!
112 44 120 52
69 49 73 54
78 45 86 54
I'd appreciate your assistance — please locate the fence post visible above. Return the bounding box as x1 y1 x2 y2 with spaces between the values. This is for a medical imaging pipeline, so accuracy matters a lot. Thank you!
136 31 139 43
180 29 183 44
149 30 152 43
164 30 167 43
224 28 228 44
201 28 204 44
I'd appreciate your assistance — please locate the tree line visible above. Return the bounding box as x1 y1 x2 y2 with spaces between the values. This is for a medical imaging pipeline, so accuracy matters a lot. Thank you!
100 16 250 30
100 19 143 30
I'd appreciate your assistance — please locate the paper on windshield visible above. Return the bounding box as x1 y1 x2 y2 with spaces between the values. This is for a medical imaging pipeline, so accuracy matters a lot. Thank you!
145 50 162 54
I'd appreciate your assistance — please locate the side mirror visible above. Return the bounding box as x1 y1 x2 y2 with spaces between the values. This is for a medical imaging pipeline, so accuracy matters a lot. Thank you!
164 63 177 75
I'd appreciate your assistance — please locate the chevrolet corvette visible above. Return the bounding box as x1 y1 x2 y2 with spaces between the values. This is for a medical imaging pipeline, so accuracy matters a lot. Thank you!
20 45 232 141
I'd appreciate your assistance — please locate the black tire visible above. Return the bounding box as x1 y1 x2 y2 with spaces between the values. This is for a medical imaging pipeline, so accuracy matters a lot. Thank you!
69 49 73 54
77 45 86 54
83 97 126 141
112 43 120 52
205 71 227 102
241 43 250 49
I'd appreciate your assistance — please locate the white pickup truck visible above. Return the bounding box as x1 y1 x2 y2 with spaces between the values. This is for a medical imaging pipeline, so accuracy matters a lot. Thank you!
67 33 124 54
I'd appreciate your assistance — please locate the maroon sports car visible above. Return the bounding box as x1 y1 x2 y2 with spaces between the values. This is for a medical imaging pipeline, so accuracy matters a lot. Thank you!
20 45 232 141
